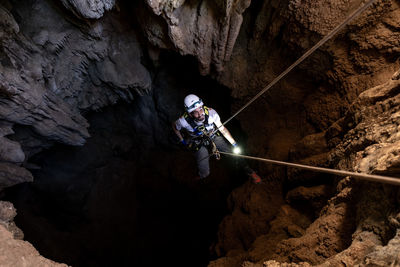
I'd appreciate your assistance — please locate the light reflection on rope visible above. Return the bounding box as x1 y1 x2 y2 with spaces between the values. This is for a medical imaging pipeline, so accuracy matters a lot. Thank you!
220 151 400 186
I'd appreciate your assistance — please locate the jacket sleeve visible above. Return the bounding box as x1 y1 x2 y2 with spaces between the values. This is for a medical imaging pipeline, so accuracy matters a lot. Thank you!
175 117 183 131
208 108 221 125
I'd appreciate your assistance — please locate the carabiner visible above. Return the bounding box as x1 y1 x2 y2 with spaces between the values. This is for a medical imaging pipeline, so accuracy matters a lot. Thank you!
211 141 221 160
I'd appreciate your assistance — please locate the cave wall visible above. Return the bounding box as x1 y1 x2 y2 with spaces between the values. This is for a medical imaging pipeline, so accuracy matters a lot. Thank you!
220 0 400 167
204 0 400 266
0 0 151 189
210 64 400 267
0 0 156 264
0 0 400 266
133 0 400 182
6 53 242 267
134 0 252 75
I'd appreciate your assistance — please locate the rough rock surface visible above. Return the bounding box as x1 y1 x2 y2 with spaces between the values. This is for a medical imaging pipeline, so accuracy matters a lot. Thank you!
209 0 400 266
214 181 285 256
0 162 33 191
136 0 252 75
0 0 151 192
210 69 400 266
0 1 152 264
362 229 400 266
222 0 400 166
0 223 68 267
59 0 115 19
0 201 23 239
0 0 399 266
0 201 64 265
0 123 24 164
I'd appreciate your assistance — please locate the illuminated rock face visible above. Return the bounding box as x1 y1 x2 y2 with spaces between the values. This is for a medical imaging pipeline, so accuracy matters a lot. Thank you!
208 0 400 265
212 70 400 266
0 0 399 266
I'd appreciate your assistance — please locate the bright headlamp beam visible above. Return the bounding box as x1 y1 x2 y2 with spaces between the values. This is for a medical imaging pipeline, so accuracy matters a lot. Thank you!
233 147 241 154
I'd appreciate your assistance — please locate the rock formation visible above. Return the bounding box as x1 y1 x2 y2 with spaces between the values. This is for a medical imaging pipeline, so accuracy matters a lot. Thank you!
135 0 252 75
0 201 67 266
59 0 115 19
208 0 400 265
0 0 399 266
0 0 151 190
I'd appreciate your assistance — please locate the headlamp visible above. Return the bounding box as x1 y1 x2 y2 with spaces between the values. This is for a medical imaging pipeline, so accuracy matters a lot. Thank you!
187 100 202 111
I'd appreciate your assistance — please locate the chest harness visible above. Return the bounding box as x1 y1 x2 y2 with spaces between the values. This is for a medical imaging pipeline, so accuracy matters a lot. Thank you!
183 106 221 159
183 106 213 135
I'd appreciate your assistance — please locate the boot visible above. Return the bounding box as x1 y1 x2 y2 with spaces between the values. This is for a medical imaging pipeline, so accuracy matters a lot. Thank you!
249 171 262 184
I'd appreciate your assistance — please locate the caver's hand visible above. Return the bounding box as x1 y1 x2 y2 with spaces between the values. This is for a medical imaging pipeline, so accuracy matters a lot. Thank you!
232 143 241 154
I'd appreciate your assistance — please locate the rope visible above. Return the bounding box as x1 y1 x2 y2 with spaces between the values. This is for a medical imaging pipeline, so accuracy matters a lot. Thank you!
203 0 382 178
219 151 400 186
221 0 376 127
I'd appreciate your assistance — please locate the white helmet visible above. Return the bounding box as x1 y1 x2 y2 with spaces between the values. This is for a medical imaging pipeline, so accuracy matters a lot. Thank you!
184 94 203 113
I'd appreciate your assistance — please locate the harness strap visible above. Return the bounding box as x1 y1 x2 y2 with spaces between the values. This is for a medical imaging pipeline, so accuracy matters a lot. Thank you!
183 106 212 134
183 107 221 151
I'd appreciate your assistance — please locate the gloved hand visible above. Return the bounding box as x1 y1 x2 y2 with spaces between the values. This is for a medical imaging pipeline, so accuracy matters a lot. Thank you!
181 139 188 146
193 129 203 137
232 143 241 154
181 139 197 151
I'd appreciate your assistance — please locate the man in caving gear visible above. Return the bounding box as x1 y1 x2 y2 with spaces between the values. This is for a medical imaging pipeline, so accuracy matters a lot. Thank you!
172 94 262 184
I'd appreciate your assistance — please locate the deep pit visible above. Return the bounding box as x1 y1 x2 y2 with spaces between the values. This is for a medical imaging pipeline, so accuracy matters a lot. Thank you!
1 0 400 266
4 53 252 267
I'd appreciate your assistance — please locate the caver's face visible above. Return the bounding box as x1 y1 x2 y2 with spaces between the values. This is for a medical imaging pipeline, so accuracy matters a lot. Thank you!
190 107 205 122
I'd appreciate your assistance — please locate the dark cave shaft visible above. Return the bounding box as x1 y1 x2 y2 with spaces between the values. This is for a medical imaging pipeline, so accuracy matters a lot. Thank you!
1 0 400 266
5 54 249 267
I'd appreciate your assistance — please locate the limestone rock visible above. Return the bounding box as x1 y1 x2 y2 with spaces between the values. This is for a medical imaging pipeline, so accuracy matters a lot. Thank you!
0 136 25 164
0 65 90 146
0 124 25 164
0 224 68 266
59 0 115 19
94 35 151 96
212 66 400 266
286 185 332 214
137 0 251 75
286 185 330 202
0 201 16 222
0 0 152 156
362 229 400 267
0 162 33 191
1 0 400 266
218 0 399 175
0 201 23 240
268 69 400 266
0 5 19 38
268 70 400 266
214 182 284 256
314 231 382 266
329 69 400 176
